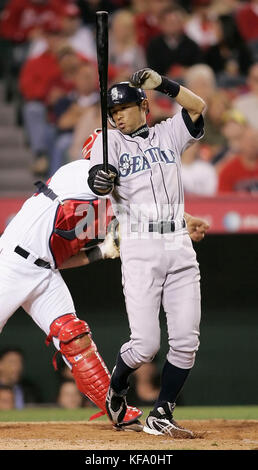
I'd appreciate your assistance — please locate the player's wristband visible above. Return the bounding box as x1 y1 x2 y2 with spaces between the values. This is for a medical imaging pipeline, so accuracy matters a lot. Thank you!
86 246 103 264
155 77 180 98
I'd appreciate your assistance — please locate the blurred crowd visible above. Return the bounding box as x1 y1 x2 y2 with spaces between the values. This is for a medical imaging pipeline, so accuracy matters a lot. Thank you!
0 346 162 409
0 0 258 196
0 347 41 409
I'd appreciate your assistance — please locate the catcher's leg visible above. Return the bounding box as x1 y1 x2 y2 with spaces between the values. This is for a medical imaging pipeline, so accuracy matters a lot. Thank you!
46 313 143 428
46 313 110 414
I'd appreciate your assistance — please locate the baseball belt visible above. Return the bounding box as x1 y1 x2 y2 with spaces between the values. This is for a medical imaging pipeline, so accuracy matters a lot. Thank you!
14 245 51 269
131 219 186 234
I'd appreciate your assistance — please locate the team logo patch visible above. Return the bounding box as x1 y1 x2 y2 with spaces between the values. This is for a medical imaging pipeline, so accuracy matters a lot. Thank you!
119 146 176 177
74 354 83 362
111 87 119 101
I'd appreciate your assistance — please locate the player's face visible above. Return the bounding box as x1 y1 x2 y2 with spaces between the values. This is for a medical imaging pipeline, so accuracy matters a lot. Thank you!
110 101 147 134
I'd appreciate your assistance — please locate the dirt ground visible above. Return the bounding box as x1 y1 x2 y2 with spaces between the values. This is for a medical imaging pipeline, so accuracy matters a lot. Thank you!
0 420 258 450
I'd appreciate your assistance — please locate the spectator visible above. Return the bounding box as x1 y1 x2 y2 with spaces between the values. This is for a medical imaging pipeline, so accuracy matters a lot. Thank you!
19 18 67 176
144 89 175 127
184 0 218 50
130 0 148 14
235 0 258 61
233 63 258 129
0 385 15 410
127 362 160 407
56 362 94 408
182 64 228 159
218 127 258 193
28 3 96 61
208 0 240 17
0 0 63 100
204 16 252 85
57 362 74 382
51 60 99 173
127 359 185 407
47 45 82 115
77 0 120 27
68 110 102 161
183 63 216 103
19 18 65 102
109 9 147 77
0 0 63 44
181 142 218 195
0 348 40 408
212 108 248 167
57 380 84 409
134 0 171 49
201 90 231 158
146 5 203 78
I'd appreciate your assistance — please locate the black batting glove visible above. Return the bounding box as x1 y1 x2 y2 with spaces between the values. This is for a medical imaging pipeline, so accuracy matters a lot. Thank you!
93 169 116 194
131 68 180 98
130 68 162 90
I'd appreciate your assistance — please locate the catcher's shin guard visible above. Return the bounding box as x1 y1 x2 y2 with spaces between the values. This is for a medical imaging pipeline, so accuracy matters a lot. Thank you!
46 314 110 415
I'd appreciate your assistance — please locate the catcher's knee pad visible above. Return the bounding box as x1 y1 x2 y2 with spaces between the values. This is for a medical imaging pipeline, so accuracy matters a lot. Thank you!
46 313 110 414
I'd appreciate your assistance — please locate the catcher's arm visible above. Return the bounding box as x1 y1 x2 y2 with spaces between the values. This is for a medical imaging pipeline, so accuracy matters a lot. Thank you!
59 251 90 270
184 212 210 242
59 212 208 269
59 225 120 270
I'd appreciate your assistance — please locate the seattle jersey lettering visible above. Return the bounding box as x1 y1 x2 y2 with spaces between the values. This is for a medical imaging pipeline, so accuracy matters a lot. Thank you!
119 146 176 177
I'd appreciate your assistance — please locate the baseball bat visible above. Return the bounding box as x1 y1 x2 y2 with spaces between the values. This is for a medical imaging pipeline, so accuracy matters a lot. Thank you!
96 11 109 173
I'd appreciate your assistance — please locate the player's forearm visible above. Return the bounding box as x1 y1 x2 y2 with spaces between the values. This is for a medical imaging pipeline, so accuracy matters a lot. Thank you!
59 251 90 269
59 232 120 269
174 86 206 122
59 245 107 269
154 75 206 121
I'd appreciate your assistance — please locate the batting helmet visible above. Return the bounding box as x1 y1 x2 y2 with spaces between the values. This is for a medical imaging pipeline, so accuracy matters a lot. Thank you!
107 82 147 127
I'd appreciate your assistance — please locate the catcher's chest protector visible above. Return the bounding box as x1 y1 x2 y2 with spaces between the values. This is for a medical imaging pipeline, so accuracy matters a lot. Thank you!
50 197 112 268
34 179 113 268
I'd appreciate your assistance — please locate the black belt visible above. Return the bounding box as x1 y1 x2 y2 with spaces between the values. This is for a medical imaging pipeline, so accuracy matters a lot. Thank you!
149 219 186 234
14 245 51 269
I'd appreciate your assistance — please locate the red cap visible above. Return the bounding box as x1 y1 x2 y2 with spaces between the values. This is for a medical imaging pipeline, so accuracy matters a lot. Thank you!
43 17 63 34
192 0 211 5
62 3 80 17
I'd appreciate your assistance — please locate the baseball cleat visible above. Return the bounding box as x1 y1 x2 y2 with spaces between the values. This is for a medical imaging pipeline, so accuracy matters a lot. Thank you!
114 405 143 432
105 385 128 424
114 420 143 432
143 401 194 438
123 405 143 424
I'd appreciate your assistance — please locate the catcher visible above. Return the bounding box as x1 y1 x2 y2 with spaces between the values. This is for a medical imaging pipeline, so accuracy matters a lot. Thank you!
0 153 142 429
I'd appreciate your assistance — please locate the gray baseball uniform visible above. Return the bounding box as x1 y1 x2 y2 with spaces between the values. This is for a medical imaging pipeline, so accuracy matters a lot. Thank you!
89 109 203 370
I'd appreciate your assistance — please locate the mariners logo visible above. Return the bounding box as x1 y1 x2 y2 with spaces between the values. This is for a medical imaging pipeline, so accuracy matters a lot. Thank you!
111 87 119 101
119 146 176 177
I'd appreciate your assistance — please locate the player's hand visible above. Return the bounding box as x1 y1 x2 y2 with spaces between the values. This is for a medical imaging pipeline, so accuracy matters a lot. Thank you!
186 214 210 242
101 220 120 259
93 169 116 194
130 68 162 90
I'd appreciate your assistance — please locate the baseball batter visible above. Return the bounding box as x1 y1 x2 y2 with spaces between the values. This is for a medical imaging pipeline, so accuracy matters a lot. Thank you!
88 68 206 437
0 156 142 428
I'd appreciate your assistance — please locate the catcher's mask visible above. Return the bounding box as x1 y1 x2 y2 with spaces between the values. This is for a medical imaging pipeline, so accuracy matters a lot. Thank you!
107 82 148 127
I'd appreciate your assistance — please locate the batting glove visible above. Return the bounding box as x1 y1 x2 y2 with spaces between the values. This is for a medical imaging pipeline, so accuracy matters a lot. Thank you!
130 68 162 90
93 169 116 194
